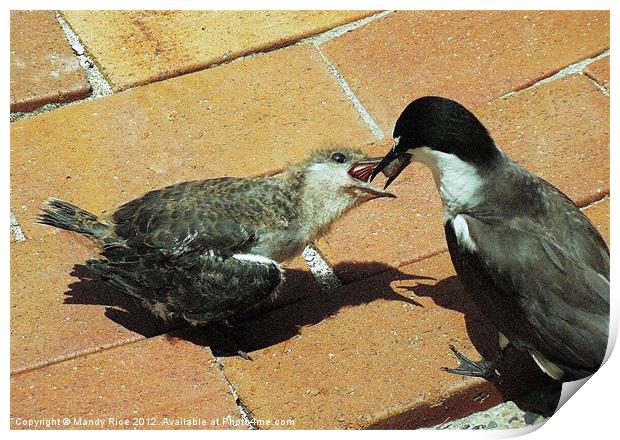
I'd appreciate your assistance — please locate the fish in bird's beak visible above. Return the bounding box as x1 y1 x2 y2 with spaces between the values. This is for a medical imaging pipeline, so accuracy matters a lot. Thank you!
347 157 397 199
369 145 412 189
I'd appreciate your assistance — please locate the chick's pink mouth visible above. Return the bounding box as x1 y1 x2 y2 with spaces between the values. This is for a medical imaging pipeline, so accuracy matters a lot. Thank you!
347 159 382 182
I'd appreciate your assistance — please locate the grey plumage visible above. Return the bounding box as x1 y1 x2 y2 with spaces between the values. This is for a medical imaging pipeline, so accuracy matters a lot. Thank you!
372 96 609 382
38 148 393 326
443 160 609 380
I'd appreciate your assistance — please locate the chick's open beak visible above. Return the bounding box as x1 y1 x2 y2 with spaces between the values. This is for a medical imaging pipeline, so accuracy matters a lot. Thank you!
369 148 412 189
347 158 396 199
348 158 382 182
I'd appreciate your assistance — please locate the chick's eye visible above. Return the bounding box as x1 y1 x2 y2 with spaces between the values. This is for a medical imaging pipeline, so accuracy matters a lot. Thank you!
331 152 346 163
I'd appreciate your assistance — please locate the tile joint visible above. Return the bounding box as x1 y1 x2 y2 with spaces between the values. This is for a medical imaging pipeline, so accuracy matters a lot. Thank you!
213 358 256 429
55 12 114 98
10 335 149 376
302 10 391 140
500 49 610 99
10 12 115 122
583 70 610 96
10 211 26 241
581 194 609 211
314 46 385 139
300 10 393 46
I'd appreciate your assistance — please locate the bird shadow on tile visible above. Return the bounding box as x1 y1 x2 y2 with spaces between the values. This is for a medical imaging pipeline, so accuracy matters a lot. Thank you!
178 261 430 358
406 276 561 417
63 264 182 337
62 261 422 350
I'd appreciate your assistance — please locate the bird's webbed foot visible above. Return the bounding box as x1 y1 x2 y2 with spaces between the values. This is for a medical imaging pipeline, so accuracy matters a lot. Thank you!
441 344 499 379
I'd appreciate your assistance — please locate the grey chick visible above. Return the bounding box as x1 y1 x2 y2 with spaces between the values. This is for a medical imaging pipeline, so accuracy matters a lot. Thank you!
38 148 393 356
371 96 609 382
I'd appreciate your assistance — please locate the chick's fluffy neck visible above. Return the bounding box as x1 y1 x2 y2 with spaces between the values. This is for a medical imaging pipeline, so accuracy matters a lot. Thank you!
280 164 357 241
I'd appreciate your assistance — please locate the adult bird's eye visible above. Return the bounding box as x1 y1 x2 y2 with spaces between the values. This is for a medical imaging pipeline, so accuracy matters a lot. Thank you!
331 152 346 163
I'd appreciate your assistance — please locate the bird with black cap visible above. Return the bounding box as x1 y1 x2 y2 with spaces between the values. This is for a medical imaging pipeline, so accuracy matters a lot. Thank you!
371 96 609 382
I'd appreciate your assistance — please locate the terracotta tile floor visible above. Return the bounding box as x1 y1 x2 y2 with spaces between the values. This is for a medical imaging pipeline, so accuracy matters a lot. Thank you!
10 11 90 112
10 10 609 429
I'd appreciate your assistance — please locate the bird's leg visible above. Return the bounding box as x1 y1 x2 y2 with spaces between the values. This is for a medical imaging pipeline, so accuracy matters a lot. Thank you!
441 344 503 379
234 349 253 362
210 322 253 361
220 318 250 332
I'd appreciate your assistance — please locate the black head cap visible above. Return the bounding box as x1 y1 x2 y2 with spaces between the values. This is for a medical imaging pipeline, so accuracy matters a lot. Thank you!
393 96 499 166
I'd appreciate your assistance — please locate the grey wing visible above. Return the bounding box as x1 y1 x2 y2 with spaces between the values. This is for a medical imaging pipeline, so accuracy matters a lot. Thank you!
179 254 284 322
451 214 609 378
87 252 283 322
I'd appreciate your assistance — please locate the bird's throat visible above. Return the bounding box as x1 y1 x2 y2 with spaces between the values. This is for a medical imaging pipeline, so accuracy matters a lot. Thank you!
413 147 485 219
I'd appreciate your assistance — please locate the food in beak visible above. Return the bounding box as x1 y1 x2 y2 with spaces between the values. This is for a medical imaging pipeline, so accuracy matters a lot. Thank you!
347 158 397 199
380 155 412 189
369 150 412 189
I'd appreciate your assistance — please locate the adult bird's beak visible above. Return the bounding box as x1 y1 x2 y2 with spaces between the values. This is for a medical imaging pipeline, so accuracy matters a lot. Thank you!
369 147 412 189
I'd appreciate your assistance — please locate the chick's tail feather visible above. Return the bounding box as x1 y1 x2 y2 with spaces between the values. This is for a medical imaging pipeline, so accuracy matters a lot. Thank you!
37 198 108 238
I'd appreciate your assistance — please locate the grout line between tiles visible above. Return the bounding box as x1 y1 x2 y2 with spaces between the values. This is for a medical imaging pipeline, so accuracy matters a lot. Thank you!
300 10 393 140
55 11 114 99
10 211 26 241
10 334 150 376
580 194 609 211
9 12 115 122
298 10 393 46
583 71 610 96
314 46 385 139
500 49 610 99
213 358 256 429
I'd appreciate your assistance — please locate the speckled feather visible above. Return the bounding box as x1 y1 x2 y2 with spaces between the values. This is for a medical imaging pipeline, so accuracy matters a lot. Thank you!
105 177 301 257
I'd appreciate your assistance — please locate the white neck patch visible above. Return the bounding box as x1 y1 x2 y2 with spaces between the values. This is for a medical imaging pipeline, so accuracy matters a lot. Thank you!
410 146 484 220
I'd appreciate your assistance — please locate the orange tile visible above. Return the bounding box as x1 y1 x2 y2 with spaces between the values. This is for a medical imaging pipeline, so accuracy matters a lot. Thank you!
11 332 241 429
220 252 552 429
584 198 609 246
11 45 375 239
10 234 173 373
62 10 376 90
322 10 609 132
10 231 318 373
10 11 90 112
585 56 610 90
